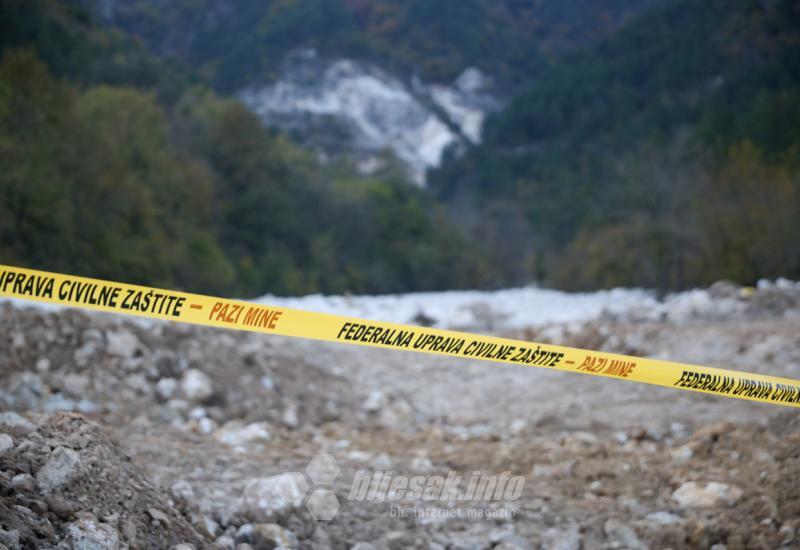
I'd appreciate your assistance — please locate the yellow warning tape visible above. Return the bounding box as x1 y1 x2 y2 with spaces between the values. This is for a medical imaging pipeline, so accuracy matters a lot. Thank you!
1 264 799 408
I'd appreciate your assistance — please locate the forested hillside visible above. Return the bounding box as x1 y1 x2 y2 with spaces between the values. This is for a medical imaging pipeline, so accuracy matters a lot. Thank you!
0 0 494 296
1 0 798 296
74 0 655 91
431 0 800 290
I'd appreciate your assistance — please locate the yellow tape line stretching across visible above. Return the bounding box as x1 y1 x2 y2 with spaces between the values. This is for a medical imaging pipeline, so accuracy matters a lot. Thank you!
1 264 799 409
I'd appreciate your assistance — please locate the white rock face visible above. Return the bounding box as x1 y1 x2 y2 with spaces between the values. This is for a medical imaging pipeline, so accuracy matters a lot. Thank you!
672 481 743 508
239 50 498 185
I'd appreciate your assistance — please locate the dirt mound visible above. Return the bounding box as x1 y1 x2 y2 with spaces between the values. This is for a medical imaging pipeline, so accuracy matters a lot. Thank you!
0 412 207 549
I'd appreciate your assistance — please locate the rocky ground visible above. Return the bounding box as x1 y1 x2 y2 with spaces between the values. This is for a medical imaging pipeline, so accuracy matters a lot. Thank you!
1 281 799 549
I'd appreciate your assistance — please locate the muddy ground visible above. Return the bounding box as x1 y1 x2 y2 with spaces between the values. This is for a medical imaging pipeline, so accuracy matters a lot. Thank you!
0 282 799 549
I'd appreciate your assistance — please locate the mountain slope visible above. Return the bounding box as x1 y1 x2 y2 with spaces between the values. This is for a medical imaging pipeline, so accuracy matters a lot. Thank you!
69 0 659 182
80 0 658 90
429 0 800 290
0 0 496 296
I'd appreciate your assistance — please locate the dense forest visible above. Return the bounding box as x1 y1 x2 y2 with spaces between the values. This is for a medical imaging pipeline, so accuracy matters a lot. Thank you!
71 0 655 91
431 0 800 290
0 0 496 296
1 0 798 296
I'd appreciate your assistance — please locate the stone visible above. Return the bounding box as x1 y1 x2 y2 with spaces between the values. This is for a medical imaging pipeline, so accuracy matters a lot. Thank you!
250 524 298 549
65 517 120 550
62 373 90 397
240 473 308 522
363 390 385 413
0 412 35 437
11 332 25 349
213 421 271 447
170 480 195 500
410 456 433 472
646 511 684 526
45 495 75 519
156 378 178 400
779 522 796 545
346 450 371 462
604 519 646 550
121 519 137 544
370 452 392 470
106 329 140 358
35 357 51 372
181 369 214 401
541 524 581 550
10 474 33 492
202 516 220 537
147 508 171 526
0 528 20 550
508 419 527 435
124 374 150 394
282 404 299 429
672 481 742 508
36 446 82 493
234 524 254 544
670 445 694 463
531 460 575 479
0 433 13 455
197 417 217 435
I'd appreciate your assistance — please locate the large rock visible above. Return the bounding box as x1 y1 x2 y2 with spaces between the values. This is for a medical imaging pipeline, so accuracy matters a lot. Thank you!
672 481 742 508
180 369 214 401
604 519 646 550
0 527 21 550
106 329 141 358
541 524 581 550
240 474 308 522
0 433 14 455
36 446 82 493
0 412 35 436
156 378 178 400
65 516 120 550
213 421 271 447
645 511 684 526
363 390 385 413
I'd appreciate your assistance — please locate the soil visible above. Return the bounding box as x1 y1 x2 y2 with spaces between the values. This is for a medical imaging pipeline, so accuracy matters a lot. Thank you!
0 283 798 549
